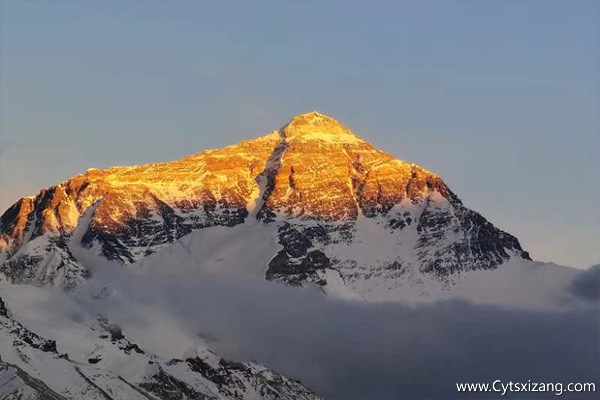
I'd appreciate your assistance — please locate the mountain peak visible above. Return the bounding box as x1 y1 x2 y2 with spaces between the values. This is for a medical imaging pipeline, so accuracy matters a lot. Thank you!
280 112 363 144
0 112 529 293
291 111 337 124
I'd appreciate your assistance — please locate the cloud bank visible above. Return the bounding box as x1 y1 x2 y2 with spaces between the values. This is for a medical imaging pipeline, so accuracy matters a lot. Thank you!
87 268 600 400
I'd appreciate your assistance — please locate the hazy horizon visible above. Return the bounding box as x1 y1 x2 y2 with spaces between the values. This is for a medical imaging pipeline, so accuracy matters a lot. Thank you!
1 0 598 268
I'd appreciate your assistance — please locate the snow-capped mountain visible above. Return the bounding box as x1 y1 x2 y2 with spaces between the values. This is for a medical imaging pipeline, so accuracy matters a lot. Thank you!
0 112 529 297
0 112 594 399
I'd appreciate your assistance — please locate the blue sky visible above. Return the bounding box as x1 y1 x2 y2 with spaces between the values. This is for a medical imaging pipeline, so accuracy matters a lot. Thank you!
0 0 598 267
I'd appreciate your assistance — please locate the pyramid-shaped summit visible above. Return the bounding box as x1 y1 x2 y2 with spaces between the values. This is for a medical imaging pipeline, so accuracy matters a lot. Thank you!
283 111 343 128
285 111 337 126
0 112 529 295
279 111 362 143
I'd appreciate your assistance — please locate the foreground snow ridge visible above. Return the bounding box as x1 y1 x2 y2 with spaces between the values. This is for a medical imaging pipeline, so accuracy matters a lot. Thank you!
0 292 322 400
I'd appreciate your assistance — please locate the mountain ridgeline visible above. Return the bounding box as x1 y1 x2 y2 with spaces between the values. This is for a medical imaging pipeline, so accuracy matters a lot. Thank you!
0 112 530 292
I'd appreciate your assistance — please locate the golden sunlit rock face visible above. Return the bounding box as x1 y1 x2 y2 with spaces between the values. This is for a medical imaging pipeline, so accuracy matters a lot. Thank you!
0 132 281 261
1 112 447 259
260 113 455 222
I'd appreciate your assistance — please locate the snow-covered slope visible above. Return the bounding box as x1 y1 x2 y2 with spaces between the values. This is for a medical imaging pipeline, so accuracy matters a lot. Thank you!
0 360 67 400
130 221 582 305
